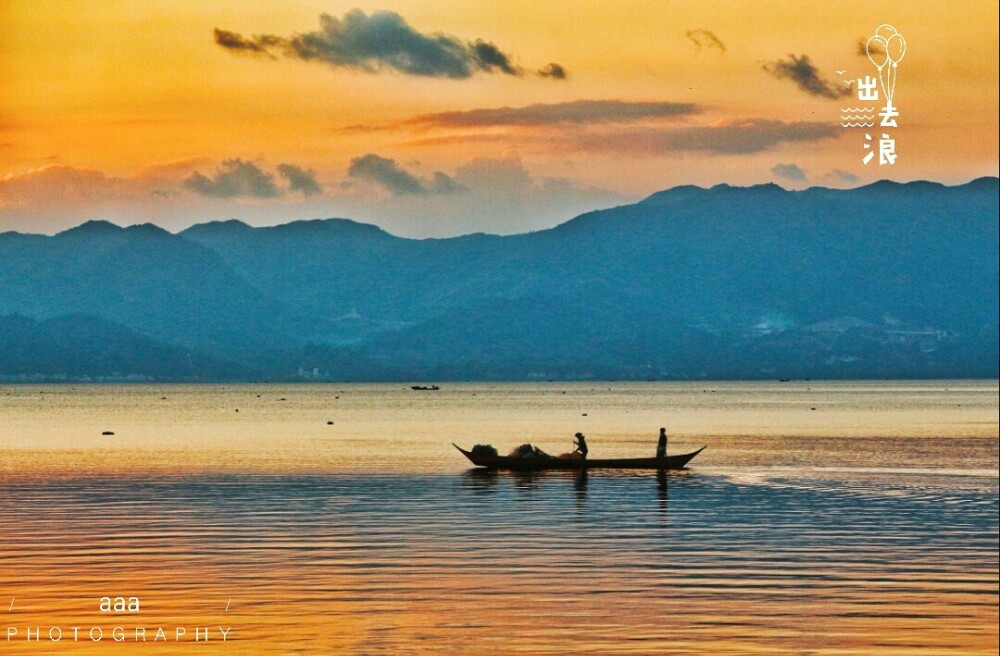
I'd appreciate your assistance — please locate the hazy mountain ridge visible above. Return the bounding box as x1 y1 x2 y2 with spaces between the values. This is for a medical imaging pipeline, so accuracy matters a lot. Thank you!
1 178 997 380
0 313 243 381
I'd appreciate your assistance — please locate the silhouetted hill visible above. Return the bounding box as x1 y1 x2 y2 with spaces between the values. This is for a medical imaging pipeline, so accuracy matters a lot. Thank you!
1 178 996 380
0 314 242 380
0 221 320 358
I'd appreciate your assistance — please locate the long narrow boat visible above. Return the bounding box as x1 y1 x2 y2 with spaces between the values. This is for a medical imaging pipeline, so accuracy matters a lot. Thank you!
453 444 705 471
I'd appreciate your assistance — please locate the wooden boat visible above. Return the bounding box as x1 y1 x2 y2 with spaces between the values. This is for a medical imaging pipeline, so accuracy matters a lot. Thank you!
453 444 705 471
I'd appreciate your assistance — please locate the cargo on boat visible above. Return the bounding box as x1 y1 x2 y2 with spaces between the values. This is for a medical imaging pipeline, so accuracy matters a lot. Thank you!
453 443 705 471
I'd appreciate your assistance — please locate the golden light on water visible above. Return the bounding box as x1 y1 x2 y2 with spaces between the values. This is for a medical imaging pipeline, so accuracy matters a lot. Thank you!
1 383 997 654
2 382 997 476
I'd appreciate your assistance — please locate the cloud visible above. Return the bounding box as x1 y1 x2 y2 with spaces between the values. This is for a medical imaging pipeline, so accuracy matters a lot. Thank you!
823 168 860 185
1 155 620 238
150 188 181 198
214 10 563 80
402 99 701 129
762 54 850 99
277 163 322 196
454 154 534 193
0 158 327 233
686 29 726 53
348 152 632 236
183 159 281 198
0 160 215 212
0 156 628 238
212 28 279 57
428 171 467 194
857 37 883 58
136 158 211 179
347 153 464 196
400 133 518 148
551 119 841 155
0 161 203 208
469 39 518 75
771 163 807 181
402 119 841 155
1 166 129 208
0 163 202 232
537 63 568 80
347 154 426 195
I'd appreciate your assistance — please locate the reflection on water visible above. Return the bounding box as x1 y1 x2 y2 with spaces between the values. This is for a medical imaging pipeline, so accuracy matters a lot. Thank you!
0 382 997 654
1 471 997 655
657 468 669 513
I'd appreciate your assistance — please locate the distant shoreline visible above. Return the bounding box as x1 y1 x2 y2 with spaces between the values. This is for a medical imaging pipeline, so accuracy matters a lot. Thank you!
3 377 998 385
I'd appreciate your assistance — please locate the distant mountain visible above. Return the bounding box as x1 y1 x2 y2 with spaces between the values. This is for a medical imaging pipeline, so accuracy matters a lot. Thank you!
1 178 997 380
0 313 242 381
0 221 320 358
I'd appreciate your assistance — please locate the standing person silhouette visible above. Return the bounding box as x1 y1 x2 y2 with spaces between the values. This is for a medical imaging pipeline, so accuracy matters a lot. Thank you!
573 432 589 459
656 427 668 459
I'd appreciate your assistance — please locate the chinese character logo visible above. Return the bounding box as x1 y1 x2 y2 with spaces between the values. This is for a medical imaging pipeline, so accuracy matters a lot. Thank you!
862 133 897 166
840 24 906 166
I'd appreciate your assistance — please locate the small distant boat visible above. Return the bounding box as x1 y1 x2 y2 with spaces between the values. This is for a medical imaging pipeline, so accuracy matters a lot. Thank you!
411 385 440 391
453 444 705 471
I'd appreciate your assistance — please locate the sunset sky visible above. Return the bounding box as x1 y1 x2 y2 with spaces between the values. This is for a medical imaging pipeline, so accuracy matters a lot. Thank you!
1 0 997 236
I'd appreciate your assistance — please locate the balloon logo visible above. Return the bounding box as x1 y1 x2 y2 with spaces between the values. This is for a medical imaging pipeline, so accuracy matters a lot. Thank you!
866 25 905 106
886 33 906 65
866 36 889 70
875 24 898 41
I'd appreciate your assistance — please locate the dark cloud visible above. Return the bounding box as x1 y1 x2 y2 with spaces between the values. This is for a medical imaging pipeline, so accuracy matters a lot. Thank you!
214 9 558 80
469 39 518 75
401 119 840 154
347 154 467 196
348 154 426 195
183 159 281 198
771 163 807 181
763 54 850 99
686 29 726 53
277 163 322 196
211 29 277 58
537 62 568 80
553 120 840 155
428 171 467 194
404 99 701 129
824 168 860 184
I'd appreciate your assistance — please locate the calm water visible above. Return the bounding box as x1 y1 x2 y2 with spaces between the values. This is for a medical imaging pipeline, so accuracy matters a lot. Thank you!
1 381 997 654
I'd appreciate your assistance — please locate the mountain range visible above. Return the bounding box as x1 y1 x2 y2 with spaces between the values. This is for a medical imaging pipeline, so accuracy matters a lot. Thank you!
1 177 997 381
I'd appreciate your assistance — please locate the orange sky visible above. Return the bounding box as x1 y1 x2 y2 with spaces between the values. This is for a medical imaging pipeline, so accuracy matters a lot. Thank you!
1 0 997 236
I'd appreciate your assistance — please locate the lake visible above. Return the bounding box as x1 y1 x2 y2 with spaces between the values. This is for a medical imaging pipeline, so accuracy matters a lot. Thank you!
1 381 997 654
